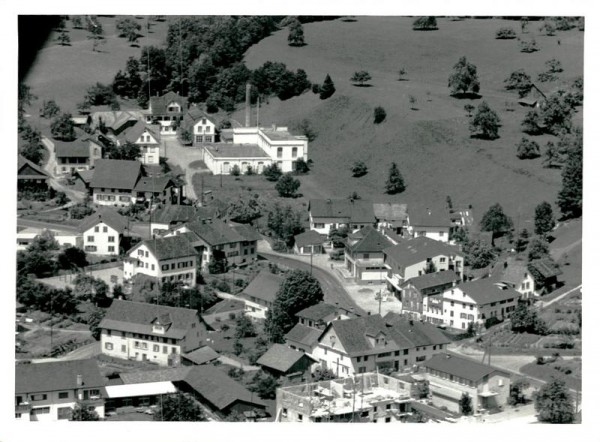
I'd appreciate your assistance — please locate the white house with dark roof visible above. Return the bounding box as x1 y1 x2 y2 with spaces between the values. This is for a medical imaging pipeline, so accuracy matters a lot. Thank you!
202 143 272 175
180 106 217 145
344 225 394 283
146 91 188 135
79 208 129 255
406 204 454 243
424 279 520 330
115 120 162 165
15 359 106 421
400 270 461 320
489 257 537 300
99 299 208 366
123 235 197 285
239 269 284 319
54 137 103 175
308 198 376 235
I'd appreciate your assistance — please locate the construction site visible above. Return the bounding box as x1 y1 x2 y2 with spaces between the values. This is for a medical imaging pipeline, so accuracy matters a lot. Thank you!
276 373 414 423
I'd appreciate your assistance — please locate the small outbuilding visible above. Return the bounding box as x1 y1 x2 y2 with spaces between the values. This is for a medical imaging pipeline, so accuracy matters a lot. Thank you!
256 344 317 378
293 230 327 255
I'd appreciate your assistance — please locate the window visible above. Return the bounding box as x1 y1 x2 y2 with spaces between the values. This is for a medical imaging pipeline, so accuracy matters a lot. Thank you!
87 236 94 242
195 135 203 143
105 342 113 350
94 226 99 232
292 147 298 158
108 236 115 243
297 414 303 421
162 264 169 271
108 246 115 252
153 344 160 352
357 356 362 362
58 392 69 399
277 147 283 158
57 407 72 420
31 407 50 415
440 257 446 263
121 345 126 353
171 263 176 270
364 355 368 361
313 223 325 229
439 231 444 237
103 226 108 233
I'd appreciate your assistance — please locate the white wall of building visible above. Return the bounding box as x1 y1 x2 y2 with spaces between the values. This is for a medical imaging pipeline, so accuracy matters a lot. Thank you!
83 222 121 255
16 390 105 421
411 226 451 243
123 243 197 284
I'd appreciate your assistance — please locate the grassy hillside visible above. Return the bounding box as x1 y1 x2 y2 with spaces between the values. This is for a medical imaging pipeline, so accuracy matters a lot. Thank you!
237 16 583 227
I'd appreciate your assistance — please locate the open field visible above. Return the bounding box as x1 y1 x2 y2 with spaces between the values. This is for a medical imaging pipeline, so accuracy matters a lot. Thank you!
237 16 583 224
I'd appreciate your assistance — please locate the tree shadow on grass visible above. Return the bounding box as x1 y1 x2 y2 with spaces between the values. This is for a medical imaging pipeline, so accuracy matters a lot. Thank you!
352 84 373 88
470 133 500 141
451 92 482 100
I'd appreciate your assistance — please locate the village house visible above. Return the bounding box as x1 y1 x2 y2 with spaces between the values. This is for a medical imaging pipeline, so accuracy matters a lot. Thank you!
89 159 178 207
405 205 454 243
418 353 511 414
373 202 408 235
180 106 218 145
344 225 394 284
239 270 284 319
15 359 106 421
17 226 81 251
18 155 49 191
88 110 140 136
145 91 188 135
528 258 563 296
423 279 520 330
150 204 215 237
308 198 376 236
201 299 246 326
383 237 464 298
99 300 209 366
400 270 461 320
123 235 197 285
257 343 318 379
489 257 537 300
165 218 259 270
115 120 162 165
276 372 413 423
79 208 129 256
54 137 103 176
293 230 327 255
312 314 449 377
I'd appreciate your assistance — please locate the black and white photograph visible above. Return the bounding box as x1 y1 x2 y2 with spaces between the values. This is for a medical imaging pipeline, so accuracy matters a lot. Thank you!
4 2 597 440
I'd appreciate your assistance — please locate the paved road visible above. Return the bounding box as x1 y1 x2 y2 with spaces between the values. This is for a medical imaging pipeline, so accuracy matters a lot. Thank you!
17 217 80 232
162 138 203 201
537 284 582 310
258 251 366 316
41 137 86 204
29 341 100 364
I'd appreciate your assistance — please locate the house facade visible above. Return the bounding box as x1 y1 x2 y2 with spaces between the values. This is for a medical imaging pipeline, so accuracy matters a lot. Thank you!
239 270 284 319
15 359 106 421
54 138 103 175
18 155 49 191
308 199 376 235
116 120 162 165
344 226 393 283
490 258 537 300
181 107 217 145
146 91 188 135
99 300 208 366
420 353 511 413
123 236 197 285
400 270 461 320
406 205 453 243
293 230 326 255
79 209 129 256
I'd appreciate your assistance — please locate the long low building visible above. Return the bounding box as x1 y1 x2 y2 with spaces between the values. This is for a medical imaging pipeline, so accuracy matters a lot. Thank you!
202 143 272 175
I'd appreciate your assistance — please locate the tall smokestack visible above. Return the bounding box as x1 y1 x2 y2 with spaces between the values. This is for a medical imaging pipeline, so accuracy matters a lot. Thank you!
245 83 251 127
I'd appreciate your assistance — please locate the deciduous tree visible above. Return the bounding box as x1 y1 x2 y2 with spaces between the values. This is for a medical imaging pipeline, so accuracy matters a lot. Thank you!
516 137 541 159
459 393 473 415
70 405 99 421
50 113 76 141
535 378 575 423
521 110 543 135
155 393 205 421
350 71 372 87
413 16 438 31
469 101 500 139
480 203 513 236
527 237 550 262
534 202 556 236
351 161 368 177
504 69 533 98
287 18 305 47
276 173 301 198
448 56 480 96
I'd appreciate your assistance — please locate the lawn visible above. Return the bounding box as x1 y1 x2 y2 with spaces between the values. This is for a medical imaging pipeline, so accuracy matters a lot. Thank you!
520 358 581 391
237 16 583 225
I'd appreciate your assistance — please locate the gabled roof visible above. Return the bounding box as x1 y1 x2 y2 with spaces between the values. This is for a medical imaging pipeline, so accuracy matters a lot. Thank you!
89 159 142 190
528 258 562 279
183 365 266 410
231 223 262 242
256 344 316 373
78 208 129 234
152 204 208 225
373 203 408 223
74 169 94 184
402 270 459 291
117 120 161 145
327 315 394 355
99 300 200 340
54 138 90 158
422 353 509 383
18 155 49 179
284 323 323 348
184 219 246 246
490 258 530 286
347 225 393 254
181 107 216 132
140 235 197 261
15 359 105 394
384 237 462 267
408 204 453 228
241 270 284 304
181 346 220 365
119 367 192 384
296 303 339 322
203 299 245 315
133 176 173 193
383 313 450 347
309 199 376 224
90 111 139 132
455 279 520 305
150 91 187 115
294 230 326 248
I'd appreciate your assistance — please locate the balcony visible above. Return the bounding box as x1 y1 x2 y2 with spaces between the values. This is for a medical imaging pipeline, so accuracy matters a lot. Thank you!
77 395 104 407
385 274 403 290
15 403 32 414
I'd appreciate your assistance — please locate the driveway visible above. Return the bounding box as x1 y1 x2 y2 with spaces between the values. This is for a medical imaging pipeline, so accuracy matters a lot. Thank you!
162 137 206 201
41 136 86 204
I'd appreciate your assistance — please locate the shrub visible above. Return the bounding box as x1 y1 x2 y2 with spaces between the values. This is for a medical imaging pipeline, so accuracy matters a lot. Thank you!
263 163 282 182
496 27 516 39
230 164 241 177
351 161 368 177
520 39 538 53
516 137 541 159
374 106 386 124
329 249 344 261
275 173 301 198
413 16 438 31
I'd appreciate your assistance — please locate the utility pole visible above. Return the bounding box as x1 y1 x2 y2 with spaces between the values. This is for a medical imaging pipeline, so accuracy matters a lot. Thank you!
310 249 313 276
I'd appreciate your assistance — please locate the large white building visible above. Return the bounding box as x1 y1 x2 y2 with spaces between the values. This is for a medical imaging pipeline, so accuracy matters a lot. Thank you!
79 208 129 256
202 125 308 175
15 359 106 421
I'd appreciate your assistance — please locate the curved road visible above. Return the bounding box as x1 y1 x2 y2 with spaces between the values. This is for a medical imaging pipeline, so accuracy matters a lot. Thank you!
258 251 366 316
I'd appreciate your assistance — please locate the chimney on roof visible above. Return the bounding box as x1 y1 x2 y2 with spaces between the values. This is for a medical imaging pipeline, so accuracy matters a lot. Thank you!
272 124 276 131
245 83 251 128
76 374 83 387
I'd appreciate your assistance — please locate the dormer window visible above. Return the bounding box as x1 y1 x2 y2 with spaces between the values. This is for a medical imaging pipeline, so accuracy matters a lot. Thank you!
152 324 165 334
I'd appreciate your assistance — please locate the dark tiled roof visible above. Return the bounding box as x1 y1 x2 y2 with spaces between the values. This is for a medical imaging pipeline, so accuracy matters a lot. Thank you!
241 270 284 304
294 230 326 248
284 323 323 347
90 111 139 132
490 258 530 286
181 346 220 365
422 353 509 383
18 155 49 178
16 359 105 394
309 199 376 224
117 120 161 145
99 299 200 340
90 159 142 190
347 225 393 254
231 223 262 242
74 169 94 184
408 204 453 228
150 91 187 116
183 365 266 410
78 208 129 234
185 219 245 246
296 303 339 322
54 139 90 158
119 367 192 384
383 313 450 347
181 107 215 132
403 270 460 291
142 235 197 261
203 299 245 315
528 258 562 279
134 176 173 193
384 237 462 267
203 143 270 159
152 204 207 225
257 344 315 373
457 279 520 305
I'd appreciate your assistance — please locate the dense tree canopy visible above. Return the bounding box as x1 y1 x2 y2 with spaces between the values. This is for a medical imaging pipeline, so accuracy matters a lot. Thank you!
480 203 513 235
504 69 533 98
534 202 556 236
469 101 500 139
448 56 480 96
350 71 372 87
413 16 438 31
50 113 76 141
155 393 205 421
319 74 336 100
276 173 301 198
516 137 541 159
288 19 305 46
535 378 575 423
266 203 305 247
557 128 583 219
510 302 548 334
